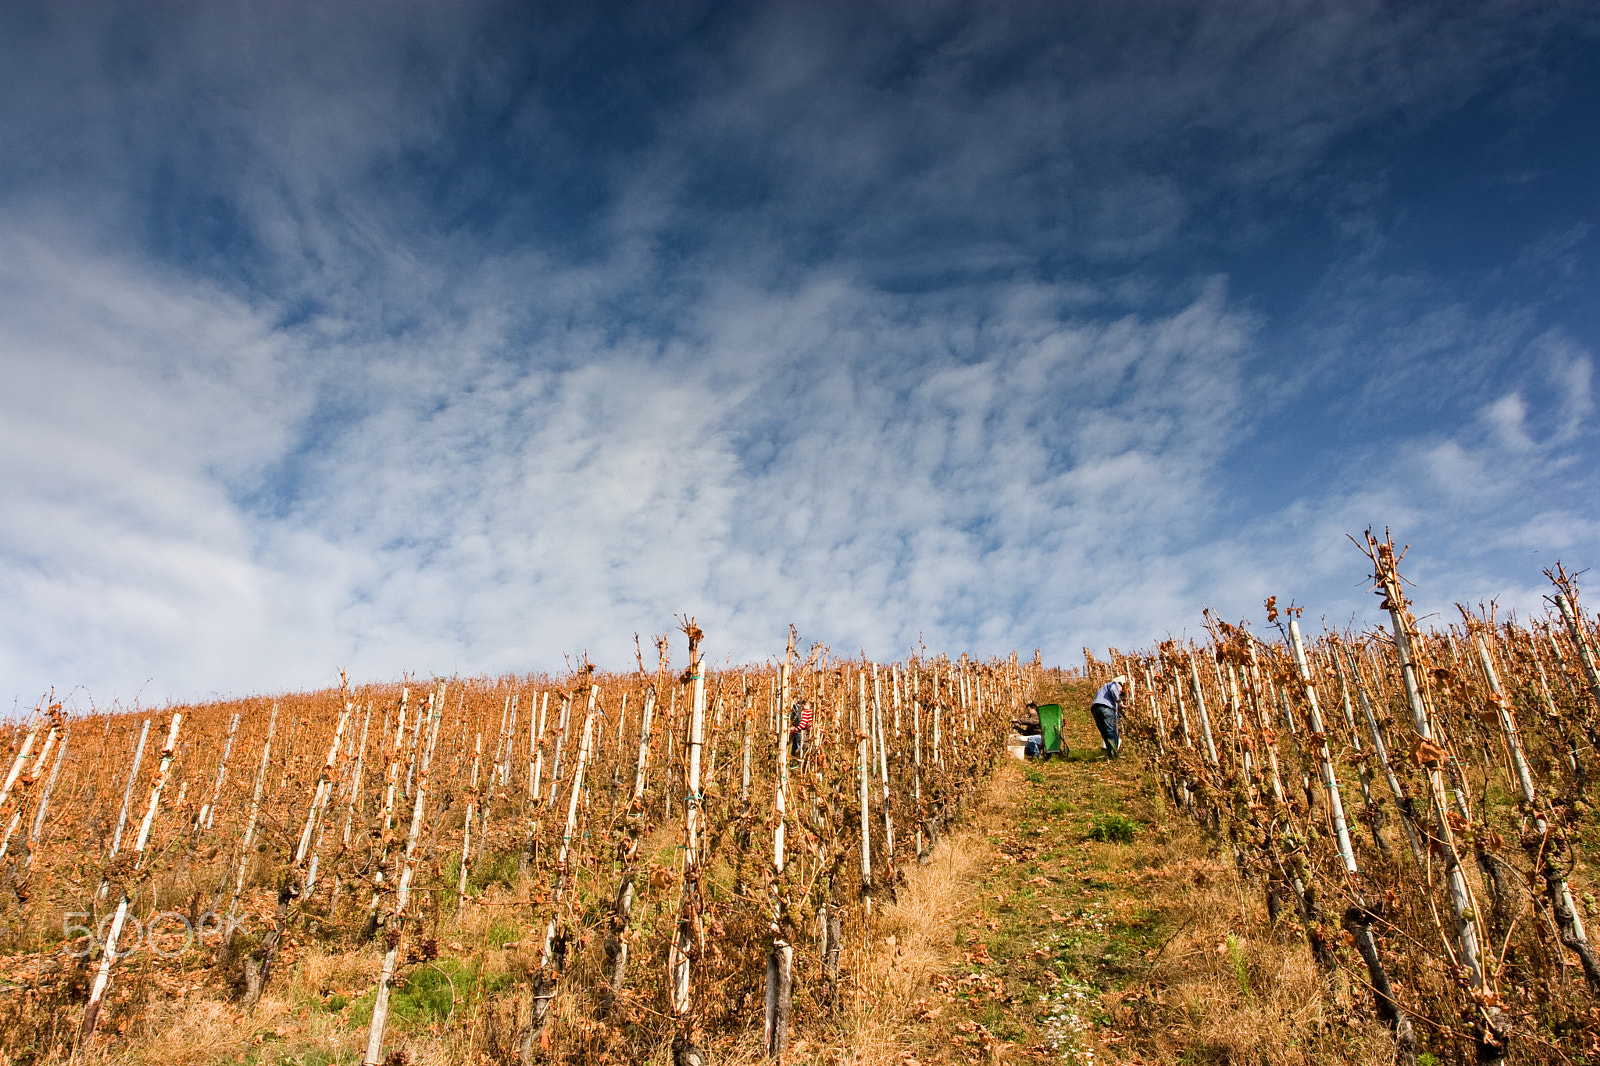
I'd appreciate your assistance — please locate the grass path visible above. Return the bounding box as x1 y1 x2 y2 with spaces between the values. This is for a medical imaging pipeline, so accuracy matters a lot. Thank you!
895 689 1400 1066
900 698 1192 1066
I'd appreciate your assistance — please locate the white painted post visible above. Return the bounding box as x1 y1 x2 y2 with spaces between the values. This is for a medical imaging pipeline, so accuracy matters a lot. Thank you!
363 699 442 1066
1287 620 1357 877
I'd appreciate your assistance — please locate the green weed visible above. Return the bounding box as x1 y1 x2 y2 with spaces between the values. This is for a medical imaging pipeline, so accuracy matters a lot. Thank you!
1086 813 1139 844
348 957 507 1030
1226 935 1250 997
484 917 522 947
469 849 522 892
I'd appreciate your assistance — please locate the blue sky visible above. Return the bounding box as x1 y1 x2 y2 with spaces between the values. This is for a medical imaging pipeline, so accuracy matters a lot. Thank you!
1 1 1597 706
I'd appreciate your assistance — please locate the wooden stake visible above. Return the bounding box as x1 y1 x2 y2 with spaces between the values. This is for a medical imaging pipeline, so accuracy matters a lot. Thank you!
83 711 182 1043
1475 630 1600 989
1287 620 1358 877
108 719 151 862
363 698 442 1066
858 672 873 913
459 732 481 898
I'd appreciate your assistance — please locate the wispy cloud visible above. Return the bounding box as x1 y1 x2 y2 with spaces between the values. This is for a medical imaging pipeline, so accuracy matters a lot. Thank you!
0 1 1596 705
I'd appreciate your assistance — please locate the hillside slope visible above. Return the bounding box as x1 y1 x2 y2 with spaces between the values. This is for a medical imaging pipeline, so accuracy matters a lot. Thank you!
900 691 1402 1066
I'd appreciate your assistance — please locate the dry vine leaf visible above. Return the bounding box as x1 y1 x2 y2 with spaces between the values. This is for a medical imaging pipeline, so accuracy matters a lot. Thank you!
1410 736 1449 766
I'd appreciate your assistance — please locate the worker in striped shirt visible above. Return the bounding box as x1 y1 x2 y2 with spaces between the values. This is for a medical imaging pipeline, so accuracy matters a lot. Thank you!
789 701 812 758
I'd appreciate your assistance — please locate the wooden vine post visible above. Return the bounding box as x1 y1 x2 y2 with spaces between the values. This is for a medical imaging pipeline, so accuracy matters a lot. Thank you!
26 721 70 867
547 692 572 807
518 678 598 1058
670 620 709 1066
0 713 44 822
599 683 657 1016
1187 646 1221 767
872 664 894 881
362 696 442 1066
82 711 182 1044
1549 565 1600 717
459 731 482 898
1473 629 1600 989
365 689 411 932
1326 643 1388 859
229 703 279 934
1338 647 1426 867
764 629 795 1061
197 711 241 833
343 701 372 847
107 718 152 875
1366 531 1506 1062
0 707 61 861
530 691 549 801
1285 618 1357 874
912 662 925 860
1287 616 1414 1056
294 700 351 892
857 670 873 916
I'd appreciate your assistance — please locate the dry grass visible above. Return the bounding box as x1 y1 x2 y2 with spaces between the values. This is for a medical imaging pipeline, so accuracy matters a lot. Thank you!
74 887 521 1066
1129 864 1398 1066
602 826 992 1066
823 829 988 1065
100 942 380 1066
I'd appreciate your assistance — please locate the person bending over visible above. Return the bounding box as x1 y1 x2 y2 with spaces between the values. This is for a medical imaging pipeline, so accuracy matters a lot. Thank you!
1089 676 1128 759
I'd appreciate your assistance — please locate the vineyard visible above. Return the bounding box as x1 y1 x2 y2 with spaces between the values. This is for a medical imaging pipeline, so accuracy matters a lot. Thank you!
1113 534 1600 1065
1 532 1599 1065
0 626 1029 1066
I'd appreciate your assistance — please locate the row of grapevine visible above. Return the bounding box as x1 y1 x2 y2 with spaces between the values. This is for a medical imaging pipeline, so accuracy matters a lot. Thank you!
1102 532 1600 1065
0 628 1032 1063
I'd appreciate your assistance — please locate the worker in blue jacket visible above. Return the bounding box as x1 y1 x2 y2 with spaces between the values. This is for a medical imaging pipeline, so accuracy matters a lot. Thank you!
1089 676 1128 759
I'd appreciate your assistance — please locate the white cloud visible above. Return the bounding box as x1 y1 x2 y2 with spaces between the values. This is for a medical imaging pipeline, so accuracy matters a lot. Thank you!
0 216 1270 703
1484 393 1535 452
8 206 1592 706
1 2 1596 705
